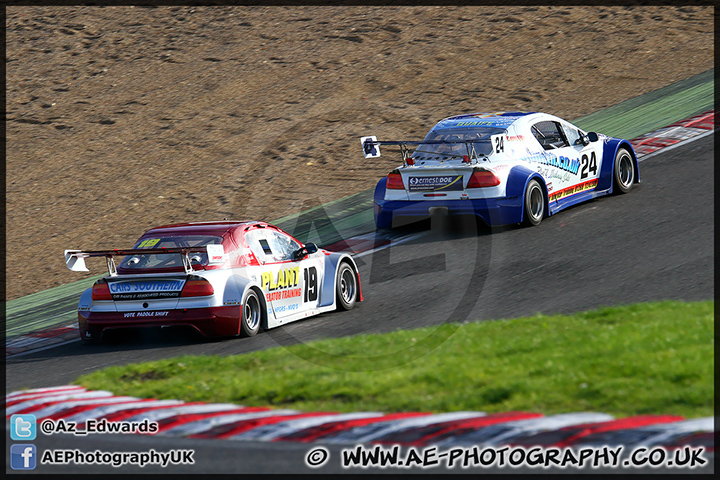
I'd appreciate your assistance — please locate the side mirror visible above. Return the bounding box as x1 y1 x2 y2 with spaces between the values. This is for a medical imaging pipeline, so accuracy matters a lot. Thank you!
586 132 599 142
293 242 318 260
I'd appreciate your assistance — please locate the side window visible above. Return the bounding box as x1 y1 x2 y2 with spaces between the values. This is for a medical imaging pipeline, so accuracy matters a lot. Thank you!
266 230 301 262
561 124 583 147
531 121 569 150
245 229 301 263
245 229 275 264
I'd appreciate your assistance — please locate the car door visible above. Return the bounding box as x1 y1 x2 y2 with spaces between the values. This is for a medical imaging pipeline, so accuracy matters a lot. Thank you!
560 121 603 191
530 120 587 203
245 228 323 323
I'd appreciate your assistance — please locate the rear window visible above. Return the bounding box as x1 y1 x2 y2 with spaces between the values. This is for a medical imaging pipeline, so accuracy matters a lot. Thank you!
414 126 505 159
118 235 223 270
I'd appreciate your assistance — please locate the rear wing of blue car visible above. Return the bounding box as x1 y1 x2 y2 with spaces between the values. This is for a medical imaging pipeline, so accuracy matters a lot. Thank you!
360 136 497 165
64 245 226 276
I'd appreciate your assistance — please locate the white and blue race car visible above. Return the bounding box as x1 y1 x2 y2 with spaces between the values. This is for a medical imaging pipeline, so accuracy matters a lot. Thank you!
362 111 639 228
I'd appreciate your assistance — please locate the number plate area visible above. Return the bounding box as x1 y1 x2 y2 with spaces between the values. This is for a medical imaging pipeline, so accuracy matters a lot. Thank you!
107 278 186 300
408 175 464 192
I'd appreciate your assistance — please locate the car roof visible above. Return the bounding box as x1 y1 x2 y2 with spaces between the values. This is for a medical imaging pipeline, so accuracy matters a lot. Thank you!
141 220 266 237
433 111 536 130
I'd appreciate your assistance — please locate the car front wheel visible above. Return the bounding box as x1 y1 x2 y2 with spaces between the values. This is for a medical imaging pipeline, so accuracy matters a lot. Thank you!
613 147 634 194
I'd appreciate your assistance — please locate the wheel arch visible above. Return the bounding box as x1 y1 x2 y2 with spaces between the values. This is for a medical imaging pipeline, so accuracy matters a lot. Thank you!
226 275 268 333
247 284 269 331
338 256 363 303
507 165 550 224
319 252 363 308
598 138 641 192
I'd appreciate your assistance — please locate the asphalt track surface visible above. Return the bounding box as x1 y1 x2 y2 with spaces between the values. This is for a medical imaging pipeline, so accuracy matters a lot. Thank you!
5 134 714 473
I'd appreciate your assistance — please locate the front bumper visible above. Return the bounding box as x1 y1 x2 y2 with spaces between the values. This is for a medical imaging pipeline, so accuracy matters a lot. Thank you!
79 305 242 340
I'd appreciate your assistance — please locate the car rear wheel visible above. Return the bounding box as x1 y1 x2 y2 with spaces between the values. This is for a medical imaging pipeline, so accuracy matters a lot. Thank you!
613 147 634 194
523 179 544 226
336 263 357 311
240 289 262 337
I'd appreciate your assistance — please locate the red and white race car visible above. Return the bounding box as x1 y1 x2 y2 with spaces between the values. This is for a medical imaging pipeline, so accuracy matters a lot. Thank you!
64 220 362 341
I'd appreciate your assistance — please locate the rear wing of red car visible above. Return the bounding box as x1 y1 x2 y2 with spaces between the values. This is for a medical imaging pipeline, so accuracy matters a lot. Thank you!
64 245 226 276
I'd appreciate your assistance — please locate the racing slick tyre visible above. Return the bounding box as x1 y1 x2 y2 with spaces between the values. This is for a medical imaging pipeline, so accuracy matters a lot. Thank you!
613 147 634 194
336 263 358 311
522 179 545 227
240 289 262 337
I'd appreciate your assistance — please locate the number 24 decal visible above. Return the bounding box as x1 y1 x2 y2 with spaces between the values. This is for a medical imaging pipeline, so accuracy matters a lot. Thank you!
493 135 504 154
580 152 597 179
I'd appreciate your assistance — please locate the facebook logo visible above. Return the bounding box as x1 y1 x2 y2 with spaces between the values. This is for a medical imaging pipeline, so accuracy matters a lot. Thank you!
11 444 37 470
10 414 37 440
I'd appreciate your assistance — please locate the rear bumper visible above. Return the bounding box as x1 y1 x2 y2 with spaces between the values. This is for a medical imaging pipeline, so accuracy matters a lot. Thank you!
79 305 242 340
374 197 523 228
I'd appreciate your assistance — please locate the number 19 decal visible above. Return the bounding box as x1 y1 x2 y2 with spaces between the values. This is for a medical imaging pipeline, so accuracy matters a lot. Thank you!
304 267 318 302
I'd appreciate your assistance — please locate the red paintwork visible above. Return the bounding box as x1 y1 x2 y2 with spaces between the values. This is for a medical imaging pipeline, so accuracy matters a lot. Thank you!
118 220 266 274
79 305 242 340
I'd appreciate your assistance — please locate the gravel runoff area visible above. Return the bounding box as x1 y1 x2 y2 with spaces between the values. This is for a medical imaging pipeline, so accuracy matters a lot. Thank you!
5 5 714 300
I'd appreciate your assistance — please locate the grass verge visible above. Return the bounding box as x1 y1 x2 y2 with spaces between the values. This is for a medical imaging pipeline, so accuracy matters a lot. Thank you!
76 301 713 418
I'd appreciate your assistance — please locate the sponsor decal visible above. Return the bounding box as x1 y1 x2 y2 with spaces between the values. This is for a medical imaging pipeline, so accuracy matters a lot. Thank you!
455 120 494 127
549 179 598 201
262 267 302 302
408 175 463 192
206 244 226 264
123 311 170 318
108 279 185 300
541 155 580 175
536 165 572 182
137 238 160 248
526 153 580 175
266 289 302 302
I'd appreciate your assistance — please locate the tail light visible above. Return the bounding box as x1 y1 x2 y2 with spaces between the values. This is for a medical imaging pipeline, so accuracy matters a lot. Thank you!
181 277 214 297
386 172 405 190
467 170 500 188
91 280 112 301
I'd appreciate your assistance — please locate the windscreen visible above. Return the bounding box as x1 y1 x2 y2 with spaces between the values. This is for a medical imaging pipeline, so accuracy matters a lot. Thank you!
118 235 223 270
413 126 506 160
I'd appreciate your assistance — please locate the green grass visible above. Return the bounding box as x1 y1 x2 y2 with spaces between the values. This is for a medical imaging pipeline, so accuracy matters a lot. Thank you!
76 301 714 418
